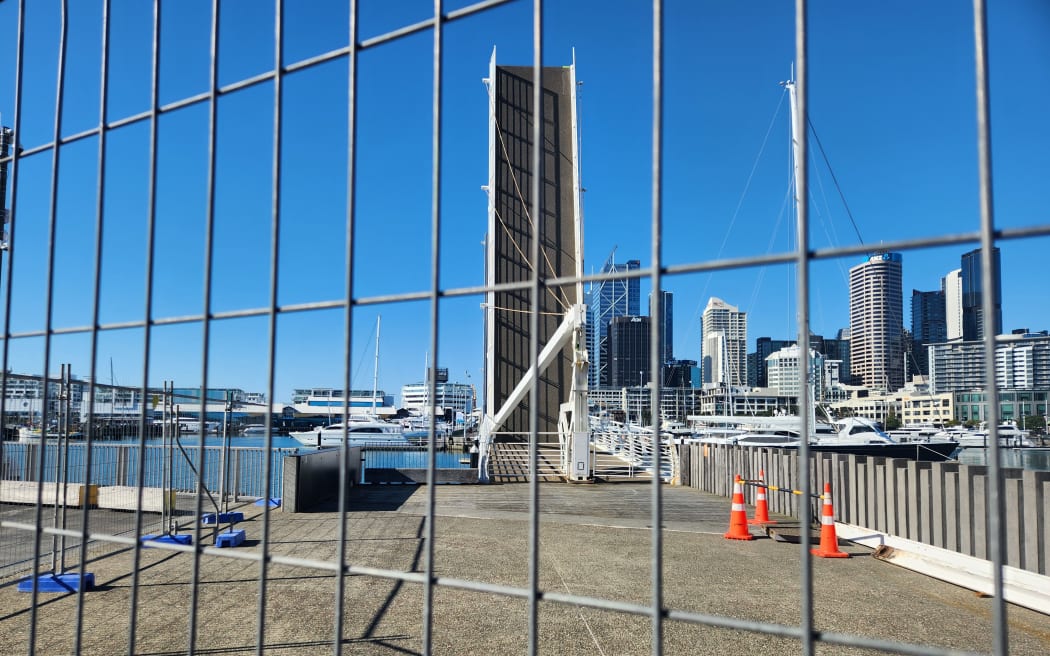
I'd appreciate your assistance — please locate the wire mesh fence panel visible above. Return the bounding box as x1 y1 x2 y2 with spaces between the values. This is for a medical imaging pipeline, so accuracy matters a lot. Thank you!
0 1 1045 655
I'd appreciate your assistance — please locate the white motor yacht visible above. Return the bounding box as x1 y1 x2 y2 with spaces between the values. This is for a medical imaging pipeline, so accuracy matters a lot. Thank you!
288 414 409 447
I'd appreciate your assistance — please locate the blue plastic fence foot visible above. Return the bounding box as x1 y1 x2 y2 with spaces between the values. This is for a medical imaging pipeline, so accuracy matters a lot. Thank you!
254 498 281 508
215 529 246 548
141 533 193 547
202 512 244 525
17 572 95 593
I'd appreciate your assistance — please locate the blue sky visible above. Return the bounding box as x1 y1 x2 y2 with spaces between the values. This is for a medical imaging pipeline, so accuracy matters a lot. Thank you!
1 1 1048 405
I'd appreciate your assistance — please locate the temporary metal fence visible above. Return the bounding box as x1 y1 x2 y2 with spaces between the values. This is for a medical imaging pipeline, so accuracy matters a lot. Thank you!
0 1 1044 655
0 441 291 583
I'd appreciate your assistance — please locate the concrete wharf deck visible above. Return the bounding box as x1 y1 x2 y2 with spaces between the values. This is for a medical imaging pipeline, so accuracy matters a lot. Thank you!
2 483 1049 655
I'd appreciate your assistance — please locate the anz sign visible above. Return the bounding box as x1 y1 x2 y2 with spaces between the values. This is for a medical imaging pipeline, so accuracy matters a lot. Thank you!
867 252 901 264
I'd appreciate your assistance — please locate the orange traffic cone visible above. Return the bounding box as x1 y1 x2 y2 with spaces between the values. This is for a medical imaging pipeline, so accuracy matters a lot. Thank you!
811 482 849 558
748 469 776 525
724 475 754 541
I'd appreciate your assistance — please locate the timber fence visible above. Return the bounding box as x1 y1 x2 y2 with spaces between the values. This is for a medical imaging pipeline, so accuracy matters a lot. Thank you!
679 443 1050 576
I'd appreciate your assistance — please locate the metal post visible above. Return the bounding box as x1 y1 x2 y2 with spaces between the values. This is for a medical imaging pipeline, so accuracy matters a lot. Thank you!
218 390 231 514
58 364 71 574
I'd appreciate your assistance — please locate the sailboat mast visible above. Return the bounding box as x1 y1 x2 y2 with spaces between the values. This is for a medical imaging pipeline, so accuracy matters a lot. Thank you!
372 315 381 416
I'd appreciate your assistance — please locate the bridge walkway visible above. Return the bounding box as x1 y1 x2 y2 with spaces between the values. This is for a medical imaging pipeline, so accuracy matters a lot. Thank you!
487 442 653 483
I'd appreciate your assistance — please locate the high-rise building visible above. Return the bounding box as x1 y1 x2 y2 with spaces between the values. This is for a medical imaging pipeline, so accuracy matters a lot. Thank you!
701 297 747 387
649 290 673 365
662 359 698 388
910 289 947 378
588 254 640 388
484 55 581 436
766 345 825 400
749 337 795 387
606 316 651 388
943 268 963 340
849 252 905 391
961 247 1002 340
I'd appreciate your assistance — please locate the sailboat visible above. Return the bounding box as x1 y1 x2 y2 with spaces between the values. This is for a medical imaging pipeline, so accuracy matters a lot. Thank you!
287 316 410 448
692 76 960 462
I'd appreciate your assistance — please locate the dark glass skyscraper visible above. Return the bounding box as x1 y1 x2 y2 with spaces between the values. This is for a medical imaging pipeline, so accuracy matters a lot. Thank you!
649 290 673 365
911 289 947 378
588 255 640 387
960 247 1002 340
606 316 650 388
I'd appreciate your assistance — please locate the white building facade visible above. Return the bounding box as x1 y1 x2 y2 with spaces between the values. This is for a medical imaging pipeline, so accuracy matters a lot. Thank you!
701 297 747 388
849 252 905 392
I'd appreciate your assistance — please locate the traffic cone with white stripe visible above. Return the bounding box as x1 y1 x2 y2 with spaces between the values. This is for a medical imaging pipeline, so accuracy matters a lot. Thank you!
811 482 849 558
748 469 776 525
723 475 754 541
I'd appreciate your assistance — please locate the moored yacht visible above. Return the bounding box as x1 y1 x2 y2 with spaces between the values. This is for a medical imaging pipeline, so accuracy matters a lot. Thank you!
288 414 409 447
934 422 1037 449
691 415 959 462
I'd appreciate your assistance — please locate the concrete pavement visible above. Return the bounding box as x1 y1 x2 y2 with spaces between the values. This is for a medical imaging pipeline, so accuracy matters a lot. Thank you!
1 482 1048 655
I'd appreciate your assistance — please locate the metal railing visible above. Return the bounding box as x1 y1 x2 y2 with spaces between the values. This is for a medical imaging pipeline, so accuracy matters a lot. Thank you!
589 420 678 482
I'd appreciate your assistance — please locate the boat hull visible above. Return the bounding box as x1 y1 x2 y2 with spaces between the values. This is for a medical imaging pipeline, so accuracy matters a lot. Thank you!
807 441 959 462
288 431 410 448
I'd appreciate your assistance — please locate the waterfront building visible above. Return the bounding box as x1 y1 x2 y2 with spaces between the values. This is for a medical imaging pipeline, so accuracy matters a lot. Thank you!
701 297 747 387
606 316 651 389
649 289 674 366
1 373 84 425
953 389 1049 425
588 255 641 388
828 385 954 428
911 289 947 378
484 54 581 436
79 385 151 423
289 388 395 418
848 252 905 391
693 386 795 417
589 385 703 424
400 381 474 416
961 247 1002 341
928 333 1050 394
943 268 963 340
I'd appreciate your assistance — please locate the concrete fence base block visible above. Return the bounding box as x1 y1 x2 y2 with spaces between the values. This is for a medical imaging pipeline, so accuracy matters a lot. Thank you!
17 572 95 593
835 522 1050 616
215 529 246 548
97 486 176 513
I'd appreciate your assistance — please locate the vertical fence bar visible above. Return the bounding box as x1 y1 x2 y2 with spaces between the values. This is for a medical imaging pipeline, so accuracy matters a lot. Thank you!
971 0 1007 653
126 0 161 646
423 0 445 652
74 0 111 639
527 1 544 653
792 1 815 654
256 1 285 653
27 3 69 652
186 1 224 650
649 1 665 654
332 1 359 653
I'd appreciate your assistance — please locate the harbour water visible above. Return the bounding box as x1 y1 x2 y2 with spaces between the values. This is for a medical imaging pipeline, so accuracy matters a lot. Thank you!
954 446 1050 472
0 435 473 501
